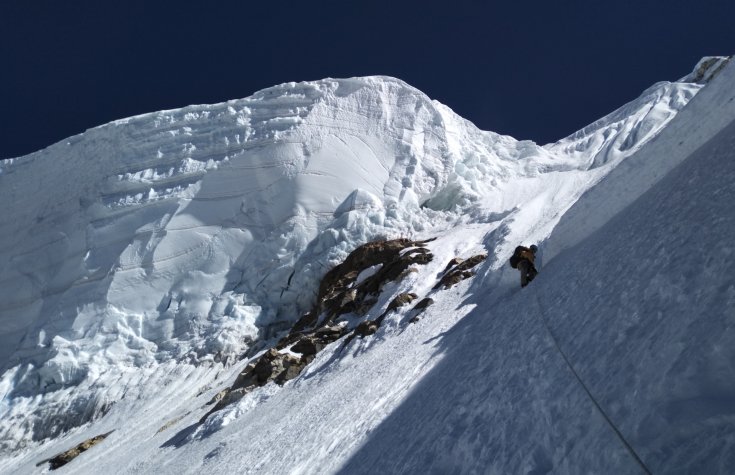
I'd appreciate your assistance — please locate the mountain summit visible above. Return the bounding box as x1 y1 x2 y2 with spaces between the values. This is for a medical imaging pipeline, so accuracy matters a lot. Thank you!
1 57 733 473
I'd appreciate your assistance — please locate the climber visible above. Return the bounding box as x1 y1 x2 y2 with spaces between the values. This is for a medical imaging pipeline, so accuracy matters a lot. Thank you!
509 244 538 287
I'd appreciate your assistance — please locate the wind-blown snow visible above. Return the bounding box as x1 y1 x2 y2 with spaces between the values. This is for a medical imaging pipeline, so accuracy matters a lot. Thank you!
1 56 733 473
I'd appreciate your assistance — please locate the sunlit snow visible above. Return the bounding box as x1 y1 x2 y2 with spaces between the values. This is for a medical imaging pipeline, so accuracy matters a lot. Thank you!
1 57 733 474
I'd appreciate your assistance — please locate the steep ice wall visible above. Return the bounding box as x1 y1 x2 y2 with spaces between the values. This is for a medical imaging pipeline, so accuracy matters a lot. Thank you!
0 63 709 453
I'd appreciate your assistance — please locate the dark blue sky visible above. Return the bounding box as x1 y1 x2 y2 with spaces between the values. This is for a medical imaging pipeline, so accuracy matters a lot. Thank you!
1 1 733 159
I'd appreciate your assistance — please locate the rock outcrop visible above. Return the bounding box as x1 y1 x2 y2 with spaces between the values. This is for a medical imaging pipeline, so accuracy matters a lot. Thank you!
305 238 434 328
36 431 113 470
408 297 435 324
199 245 492 425
202 238 436 421
434 254 487 290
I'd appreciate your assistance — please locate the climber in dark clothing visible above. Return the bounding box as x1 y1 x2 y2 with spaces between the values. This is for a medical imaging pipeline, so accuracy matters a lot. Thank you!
509 244 538 287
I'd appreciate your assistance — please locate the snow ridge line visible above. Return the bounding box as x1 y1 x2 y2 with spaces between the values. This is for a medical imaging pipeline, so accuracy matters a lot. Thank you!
532 295 652 475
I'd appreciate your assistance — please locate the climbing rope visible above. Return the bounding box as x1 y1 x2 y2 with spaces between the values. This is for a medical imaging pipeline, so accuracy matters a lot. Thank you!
533 295 653 475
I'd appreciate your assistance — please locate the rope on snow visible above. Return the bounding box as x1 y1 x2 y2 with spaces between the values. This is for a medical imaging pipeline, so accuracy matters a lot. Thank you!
533 294 653 475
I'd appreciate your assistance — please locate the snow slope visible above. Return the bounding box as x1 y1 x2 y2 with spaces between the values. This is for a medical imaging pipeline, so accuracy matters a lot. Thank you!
1 57 732 473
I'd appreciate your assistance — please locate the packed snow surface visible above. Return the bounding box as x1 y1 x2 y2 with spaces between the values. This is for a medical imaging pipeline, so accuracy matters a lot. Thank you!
1 56 733 473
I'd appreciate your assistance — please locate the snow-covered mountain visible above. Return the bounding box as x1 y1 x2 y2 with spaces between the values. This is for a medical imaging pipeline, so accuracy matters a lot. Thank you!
1 56 733 474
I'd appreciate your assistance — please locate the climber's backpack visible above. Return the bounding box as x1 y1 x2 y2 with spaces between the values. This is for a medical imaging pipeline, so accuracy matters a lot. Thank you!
509 246 524 269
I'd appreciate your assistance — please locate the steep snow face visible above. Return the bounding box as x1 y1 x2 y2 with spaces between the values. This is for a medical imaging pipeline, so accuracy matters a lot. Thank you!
0 63 709 454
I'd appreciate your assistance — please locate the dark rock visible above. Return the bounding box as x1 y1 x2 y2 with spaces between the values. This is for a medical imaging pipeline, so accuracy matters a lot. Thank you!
232 363 257 390
375 292 419 325
38 431 114 470
202 238 437 420
357 251 433 296
387 292 419 312
222 387 249 405
355 320 379 337
333 288 359 316
312 238 431 323
275 355 307 385
435 270 475 289
354 295 378 315
288 311 317 334
398 267 419 280
313 324 347 342
454 253 487 272
253 349 282 384
434 254 487 289
406 297 434 324
292 337 325 356
415 237 437 245
443 257 464 273
275 331 303 350
413 297 434 311
340 288 358 307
